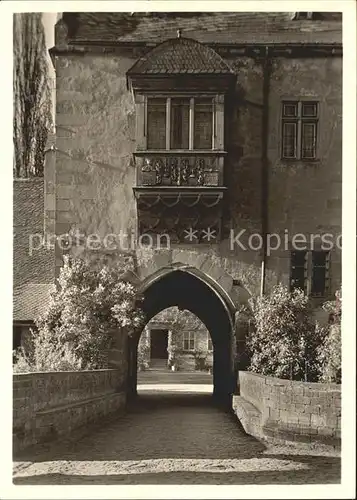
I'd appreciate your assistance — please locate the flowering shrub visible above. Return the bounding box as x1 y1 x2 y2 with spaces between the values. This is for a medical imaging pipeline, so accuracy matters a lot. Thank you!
247 284 323 381
14 255 144 372
13 328 85 373
317 288 342 383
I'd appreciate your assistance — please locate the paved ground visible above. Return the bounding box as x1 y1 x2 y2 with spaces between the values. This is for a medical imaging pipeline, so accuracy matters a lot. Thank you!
137 369 213 386
13 372 341 485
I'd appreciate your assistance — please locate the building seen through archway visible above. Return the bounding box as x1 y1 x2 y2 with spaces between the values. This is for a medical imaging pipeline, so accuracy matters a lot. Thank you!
137 305 214 375
136 306 214 396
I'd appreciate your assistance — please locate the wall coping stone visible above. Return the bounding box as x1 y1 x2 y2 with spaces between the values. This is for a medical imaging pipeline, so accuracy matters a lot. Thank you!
240 371 341 391
13 368 119 377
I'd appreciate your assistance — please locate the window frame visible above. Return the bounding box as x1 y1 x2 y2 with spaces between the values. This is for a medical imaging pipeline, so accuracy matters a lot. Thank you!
144 94 219 152
290 249 308 294
207 333 213 352
183 331 196 351
290 249 330 297
311 250 330 298
281 100 319 161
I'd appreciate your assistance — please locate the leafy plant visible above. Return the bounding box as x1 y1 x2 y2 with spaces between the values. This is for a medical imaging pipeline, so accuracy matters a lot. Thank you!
193 348 208 371
317 288 342 383
14 255 144 372
13 328 85 373
154 307 204 335
247 284 323 381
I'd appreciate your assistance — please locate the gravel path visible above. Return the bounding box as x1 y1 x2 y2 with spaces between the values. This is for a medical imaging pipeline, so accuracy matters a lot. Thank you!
13 384 340 485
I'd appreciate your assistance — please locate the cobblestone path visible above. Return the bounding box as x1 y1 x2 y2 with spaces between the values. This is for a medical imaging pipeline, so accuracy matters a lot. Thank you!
13 387 340 485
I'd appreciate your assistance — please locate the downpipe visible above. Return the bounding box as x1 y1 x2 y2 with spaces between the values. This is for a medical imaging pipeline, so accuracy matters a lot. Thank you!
260 46 271 296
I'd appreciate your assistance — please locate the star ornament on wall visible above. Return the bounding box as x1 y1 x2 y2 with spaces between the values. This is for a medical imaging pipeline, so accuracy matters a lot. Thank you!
184 227 199 241
202 228 217 241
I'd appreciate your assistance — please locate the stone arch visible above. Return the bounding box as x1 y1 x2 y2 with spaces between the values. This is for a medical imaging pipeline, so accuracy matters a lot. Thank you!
128 264 238 404
139 262 237 325
135 249 236 304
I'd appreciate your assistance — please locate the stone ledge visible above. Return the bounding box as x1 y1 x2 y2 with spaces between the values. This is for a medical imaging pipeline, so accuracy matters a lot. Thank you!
36 391 122 416
262 422 341 451
232 395 262 439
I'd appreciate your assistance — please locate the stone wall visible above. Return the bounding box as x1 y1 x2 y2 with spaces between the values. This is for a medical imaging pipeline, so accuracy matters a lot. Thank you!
13 369 127 453
233 371 341 449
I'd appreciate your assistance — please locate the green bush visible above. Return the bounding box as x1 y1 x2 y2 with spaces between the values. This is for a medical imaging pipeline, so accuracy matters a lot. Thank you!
317 288 342 383
13 328 85 373
193 349 208 371
13 255 144 373
247 284 323 381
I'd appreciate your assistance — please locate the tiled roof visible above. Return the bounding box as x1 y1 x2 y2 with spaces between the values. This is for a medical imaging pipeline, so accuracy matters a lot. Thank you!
61 12 342 46
128 37 234 75
13 179 55 289
13 283 55 322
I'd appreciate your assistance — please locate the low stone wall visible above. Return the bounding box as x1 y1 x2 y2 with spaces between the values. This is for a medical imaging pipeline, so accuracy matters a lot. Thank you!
233 371 341 449
13 369 127 453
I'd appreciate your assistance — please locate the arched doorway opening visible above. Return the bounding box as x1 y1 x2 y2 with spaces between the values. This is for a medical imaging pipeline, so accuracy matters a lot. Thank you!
136 307 214 394
128 265 237 404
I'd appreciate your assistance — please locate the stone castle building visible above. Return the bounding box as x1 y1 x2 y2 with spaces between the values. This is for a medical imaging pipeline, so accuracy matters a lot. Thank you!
14 12 342 400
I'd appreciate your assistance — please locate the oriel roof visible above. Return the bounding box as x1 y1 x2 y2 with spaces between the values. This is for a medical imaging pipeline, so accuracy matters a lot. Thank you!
127 37 234 75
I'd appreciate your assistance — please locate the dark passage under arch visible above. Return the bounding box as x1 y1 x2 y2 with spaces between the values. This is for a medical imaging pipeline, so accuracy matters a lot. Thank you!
127 267 237 405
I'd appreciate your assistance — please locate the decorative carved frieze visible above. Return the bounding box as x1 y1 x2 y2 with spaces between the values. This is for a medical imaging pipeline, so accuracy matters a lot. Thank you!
134 152 226 243
137 155 222 187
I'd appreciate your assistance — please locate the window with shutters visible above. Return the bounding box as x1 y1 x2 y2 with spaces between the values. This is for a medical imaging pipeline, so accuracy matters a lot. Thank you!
183 332 195 351
282 101 318 160
290 250 330 297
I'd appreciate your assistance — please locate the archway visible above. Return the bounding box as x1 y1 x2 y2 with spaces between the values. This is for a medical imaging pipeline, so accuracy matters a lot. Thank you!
128 265 237 404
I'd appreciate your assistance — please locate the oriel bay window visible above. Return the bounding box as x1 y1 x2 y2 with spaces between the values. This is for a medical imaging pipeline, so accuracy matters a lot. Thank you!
146 96 216 151
128 36 236 242
282 101 318 160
